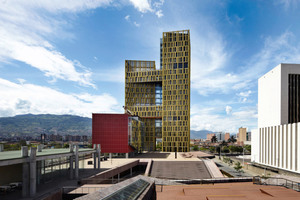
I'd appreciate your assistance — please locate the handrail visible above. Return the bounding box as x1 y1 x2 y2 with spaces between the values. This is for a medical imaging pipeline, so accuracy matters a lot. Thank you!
253 176 300 192
62 186 105 194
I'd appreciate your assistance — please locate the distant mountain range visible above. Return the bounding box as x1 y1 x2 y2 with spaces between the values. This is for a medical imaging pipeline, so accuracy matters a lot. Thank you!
0 114 212 139
0 114 92 137
190 130 213 139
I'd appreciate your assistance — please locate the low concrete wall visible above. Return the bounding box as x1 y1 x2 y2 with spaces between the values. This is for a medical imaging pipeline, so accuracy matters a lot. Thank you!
138 180 156 200
246 164 278 177
42 189 62 200
143 159 152 176
81 160 139 184
203 160 224 178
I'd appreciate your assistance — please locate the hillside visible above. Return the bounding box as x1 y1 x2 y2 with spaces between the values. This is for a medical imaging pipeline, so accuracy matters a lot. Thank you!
0 114 212 139
0 114 92 137
190 130 213 139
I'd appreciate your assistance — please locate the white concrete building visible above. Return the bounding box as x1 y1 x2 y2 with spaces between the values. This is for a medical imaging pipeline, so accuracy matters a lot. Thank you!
216 132 225 142
252 63 300 174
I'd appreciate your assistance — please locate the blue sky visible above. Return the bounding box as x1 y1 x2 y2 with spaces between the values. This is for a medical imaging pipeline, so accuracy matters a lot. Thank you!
1 0 300 134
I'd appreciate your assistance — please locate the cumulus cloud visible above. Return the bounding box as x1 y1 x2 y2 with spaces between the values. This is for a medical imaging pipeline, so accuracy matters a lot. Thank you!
15 99 31 111
238 90 252 97
13 0 113 13
154 0 165 8
128 0 164 17
225 106 232 115
129 0 153 13
155 10 163 18
191 105 257 133
192 31 300 96
191 27 230 95
0 0 115 87
0 78 120 118
236 90 252 103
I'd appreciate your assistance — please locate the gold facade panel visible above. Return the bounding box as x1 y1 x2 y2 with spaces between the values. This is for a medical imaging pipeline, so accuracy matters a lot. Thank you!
125 30 190 152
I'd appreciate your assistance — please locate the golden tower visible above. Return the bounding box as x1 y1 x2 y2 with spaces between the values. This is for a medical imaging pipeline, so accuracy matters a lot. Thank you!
125 30 190 152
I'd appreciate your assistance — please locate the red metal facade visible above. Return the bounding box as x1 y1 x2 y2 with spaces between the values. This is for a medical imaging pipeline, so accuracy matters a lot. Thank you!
92 113 132 153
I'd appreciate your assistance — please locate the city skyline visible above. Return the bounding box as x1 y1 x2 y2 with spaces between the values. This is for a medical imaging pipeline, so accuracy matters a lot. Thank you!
1 1 300 134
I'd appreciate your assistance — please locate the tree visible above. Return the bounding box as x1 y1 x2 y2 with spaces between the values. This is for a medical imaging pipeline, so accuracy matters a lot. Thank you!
156 142 162 151
216 146 220 153
234 161 244 174
244 145 251 153
211 136 217 143
222 146 230 153
229 145 243 153
228 135 237 143
228 145 236 153
222 156 233 166
192 145 199 151
220 140 228 146
19 140 27 147
209 146 215 153
236 146 243 153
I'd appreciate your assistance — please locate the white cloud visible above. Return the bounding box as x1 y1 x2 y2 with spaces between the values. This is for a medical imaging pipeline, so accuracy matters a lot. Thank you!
238 90 252 97
154 0 165 8
237 31 300 88
8 0 113 13
155 10 163 18
192 31 300 96
129 0 153 13
0 78 120 118
191 28 231 95
191 105 257 133
236 90 252 103
17 78 26 85
276 0 299 9
225 106 232 115
125 15 130 21
0 1 116 87
134 21 140 27
128 0 164 18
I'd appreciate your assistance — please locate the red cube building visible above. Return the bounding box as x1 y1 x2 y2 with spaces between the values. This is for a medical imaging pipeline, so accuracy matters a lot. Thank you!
92 113 134 153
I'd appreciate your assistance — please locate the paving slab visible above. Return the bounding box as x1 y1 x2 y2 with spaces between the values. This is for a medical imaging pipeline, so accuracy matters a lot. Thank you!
150 161 211 180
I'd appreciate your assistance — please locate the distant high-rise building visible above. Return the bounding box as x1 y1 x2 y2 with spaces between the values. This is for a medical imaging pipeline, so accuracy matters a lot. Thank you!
206 133 216 142
238 127 246 142
237 127 251 145
125 30 191 152
252 63 300 174
216 132 225 141
224 133 230 141
41 134 46 144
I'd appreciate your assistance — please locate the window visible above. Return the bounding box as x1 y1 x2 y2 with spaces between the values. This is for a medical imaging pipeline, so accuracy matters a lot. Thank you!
184 62 188 68
173 63 177 69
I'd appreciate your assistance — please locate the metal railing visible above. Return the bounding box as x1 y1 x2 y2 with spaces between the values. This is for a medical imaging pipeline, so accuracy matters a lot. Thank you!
62 186 105 194
253 176 300 192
